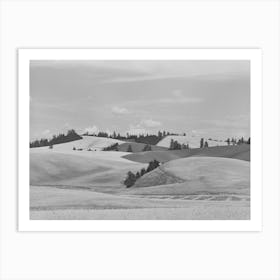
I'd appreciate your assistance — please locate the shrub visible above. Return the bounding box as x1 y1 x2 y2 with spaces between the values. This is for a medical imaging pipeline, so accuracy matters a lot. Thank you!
124 171 136 188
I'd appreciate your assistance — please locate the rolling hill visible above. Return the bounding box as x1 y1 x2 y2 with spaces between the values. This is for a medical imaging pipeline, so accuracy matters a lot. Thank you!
128 157 250 198
157 135 227 149
31 135 126 152
30 149 146 189
123 144 250 163
117 142 168 153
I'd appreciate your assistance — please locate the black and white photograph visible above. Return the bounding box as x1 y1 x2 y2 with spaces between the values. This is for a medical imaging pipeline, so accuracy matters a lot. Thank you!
28 56 251 221
2 1 279 279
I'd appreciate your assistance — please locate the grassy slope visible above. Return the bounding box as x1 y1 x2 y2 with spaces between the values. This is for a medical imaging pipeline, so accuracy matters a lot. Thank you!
30 136 250 220
157 135 226 148
31 136 126 152
117 142 168 153
30 186 250 220
130 157 250 197
30 149 146 188
123 144 250 163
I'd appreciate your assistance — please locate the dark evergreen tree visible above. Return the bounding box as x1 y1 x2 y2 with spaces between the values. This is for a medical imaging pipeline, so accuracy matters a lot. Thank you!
124 171 136 188
140 168 146 176
127 144 133 152
226 138 230 145
146 159 160 173
135 172 141 179
200 138 204 148
204 141 209 148
169 139 175 150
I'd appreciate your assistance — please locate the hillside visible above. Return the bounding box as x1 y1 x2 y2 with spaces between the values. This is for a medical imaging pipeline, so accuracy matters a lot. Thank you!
30 149 146 189
117 142 168 153
123 144 250 163
157 135 226 149
129 157 250 198
31 136 126 152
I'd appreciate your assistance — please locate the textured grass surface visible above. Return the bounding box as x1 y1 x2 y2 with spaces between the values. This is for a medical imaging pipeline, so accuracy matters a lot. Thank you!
30 186 250 220
132 157 250 195
123 144 250 163
117 142 168 153
30 149 146 187
157 135 227 149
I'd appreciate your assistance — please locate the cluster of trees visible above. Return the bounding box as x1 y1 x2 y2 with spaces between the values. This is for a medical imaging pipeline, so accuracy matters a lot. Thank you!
83 130 179 145
126 143 153 153
169 139 190 150
103 143 119 151
124 159 160 188
225 137 250 145
30 129 82 148
142 144 152 151
200 138 209 148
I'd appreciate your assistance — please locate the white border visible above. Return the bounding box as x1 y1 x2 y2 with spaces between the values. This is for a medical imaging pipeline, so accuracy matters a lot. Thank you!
18 49 262 232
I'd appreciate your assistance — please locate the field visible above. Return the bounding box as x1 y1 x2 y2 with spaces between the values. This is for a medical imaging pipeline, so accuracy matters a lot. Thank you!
123 143 250 163
30 136 250 220
156 135 227 148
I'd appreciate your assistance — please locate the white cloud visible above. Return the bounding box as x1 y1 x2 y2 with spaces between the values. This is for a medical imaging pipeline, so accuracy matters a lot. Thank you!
157 89 203 104
84 125 99 134
141 119 162 128
42 129 51 136
127 127 147 135
112 106 129 115
127 118 161 135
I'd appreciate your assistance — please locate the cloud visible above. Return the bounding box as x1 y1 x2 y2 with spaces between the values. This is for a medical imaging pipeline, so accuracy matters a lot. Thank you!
42 129 51 136
111 106 129 115
159 89 203 104
84 125 99 134
127 127 147 135
126 118 162 135
141 119 162 128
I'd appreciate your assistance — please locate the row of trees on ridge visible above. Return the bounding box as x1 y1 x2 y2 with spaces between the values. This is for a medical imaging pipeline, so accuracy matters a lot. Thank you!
124 159 160 188
30 129 82 148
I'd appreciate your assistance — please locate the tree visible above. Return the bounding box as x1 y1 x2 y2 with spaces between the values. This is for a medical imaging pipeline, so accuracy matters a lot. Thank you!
127 144 133 152
200 138 204 148
247 137 250 144
146 159 160 173
204 141 208 148
226 138 230 146
124 171 136 188
140 168 146 176
135 172 141 179
158 131 163 138
169 139 175 150
143 144 152 151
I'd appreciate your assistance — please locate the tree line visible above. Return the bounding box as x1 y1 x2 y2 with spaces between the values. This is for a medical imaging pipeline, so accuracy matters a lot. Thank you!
167 136 251 150
124 159 160 188
225 137 250 145
30 129 82 148
102 143 152 152
83 130 179 145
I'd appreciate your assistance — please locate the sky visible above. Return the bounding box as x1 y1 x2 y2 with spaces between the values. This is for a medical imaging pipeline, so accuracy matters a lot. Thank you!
30 60 250 141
